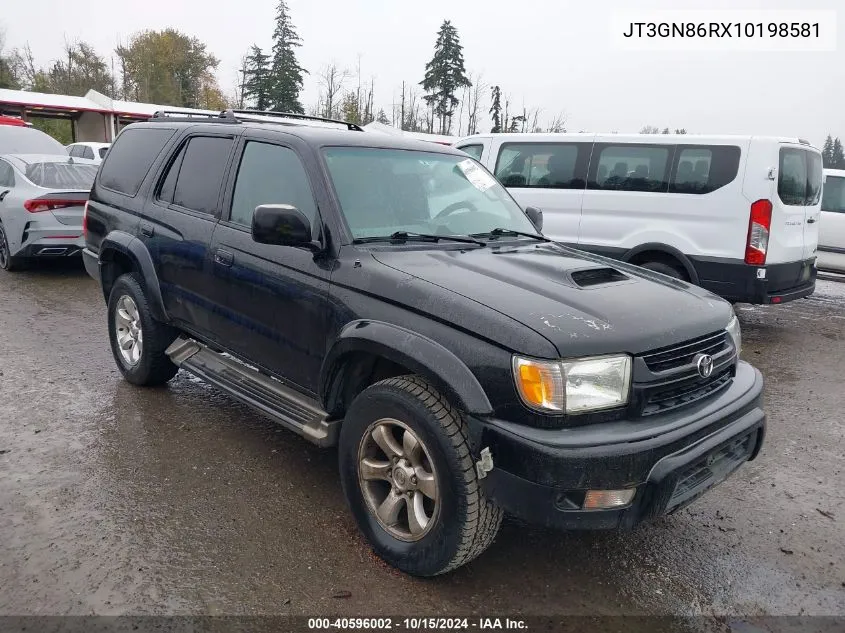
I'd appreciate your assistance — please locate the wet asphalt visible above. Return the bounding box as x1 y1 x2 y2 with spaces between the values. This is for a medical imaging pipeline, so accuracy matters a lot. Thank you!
0 260 843 622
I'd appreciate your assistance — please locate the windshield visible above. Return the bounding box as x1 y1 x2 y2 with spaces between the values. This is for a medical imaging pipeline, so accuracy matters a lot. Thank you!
822 175 845 213
323 147 538 240
24 161 98 190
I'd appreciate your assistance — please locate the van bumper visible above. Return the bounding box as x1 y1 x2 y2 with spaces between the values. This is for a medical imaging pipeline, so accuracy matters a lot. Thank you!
474 362 765 530
690 256 816 304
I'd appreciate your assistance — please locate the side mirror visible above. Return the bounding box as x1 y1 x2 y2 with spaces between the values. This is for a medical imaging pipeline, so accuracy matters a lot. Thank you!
252 204 320 250
525 207 543 232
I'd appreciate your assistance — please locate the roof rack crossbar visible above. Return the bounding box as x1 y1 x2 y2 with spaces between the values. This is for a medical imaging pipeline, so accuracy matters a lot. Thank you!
149 110 233 121
224 109 363 132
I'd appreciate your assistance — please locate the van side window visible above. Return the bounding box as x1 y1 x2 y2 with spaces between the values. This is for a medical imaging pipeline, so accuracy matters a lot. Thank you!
669 145 741 194
822 176 845 213
458 144 483 161
779 148 823 206
589 145 670 192
494 143 588 189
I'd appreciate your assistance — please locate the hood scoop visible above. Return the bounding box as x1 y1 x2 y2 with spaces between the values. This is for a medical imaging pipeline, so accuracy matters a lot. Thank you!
570 267 630 288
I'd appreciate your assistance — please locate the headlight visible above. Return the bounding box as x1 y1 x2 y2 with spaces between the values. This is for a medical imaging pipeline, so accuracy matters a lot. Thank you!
513 354 632 414
726 313 742 355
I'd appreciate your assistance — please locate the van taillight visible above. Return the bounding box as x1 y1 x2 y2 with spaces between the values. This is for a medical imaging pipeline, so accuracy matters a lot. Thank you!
82 201 89 239
745 199 772 265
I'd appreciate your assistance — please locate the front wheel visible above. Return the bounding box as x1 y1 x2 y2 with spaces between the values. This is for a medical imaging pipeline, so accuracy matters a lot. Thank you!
339 376 503 576
107 273 179 386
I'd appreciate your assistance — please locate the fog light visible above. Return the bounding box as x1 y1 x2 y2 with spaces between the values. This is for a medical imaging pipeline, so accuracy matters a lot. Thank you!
583 489 636 510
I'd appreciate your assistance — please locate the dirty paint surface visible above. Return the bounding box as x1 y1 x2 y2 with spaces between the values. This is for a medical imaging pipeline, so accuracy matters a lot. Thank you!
0 261 843 620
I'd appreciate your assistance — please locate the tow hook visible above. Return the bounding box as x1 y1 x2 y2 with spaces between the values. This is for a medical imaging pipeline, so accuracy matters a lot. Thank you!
476 447 494 479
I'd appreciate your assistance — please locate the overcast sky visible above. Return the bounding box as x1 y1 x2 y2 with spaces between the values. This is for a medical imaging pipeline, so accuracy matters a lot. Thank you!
1 0 842 146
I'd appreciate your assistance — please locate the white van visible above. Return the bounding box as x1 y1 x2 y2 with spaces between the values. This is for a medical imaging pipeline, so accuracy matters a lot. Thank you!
455 133 822 304
819 169 845 273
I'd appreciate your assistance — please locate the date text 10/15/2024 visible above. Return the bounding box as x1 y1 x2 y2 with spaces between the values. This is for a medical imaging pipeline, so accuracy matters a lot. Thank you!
308 617 528 630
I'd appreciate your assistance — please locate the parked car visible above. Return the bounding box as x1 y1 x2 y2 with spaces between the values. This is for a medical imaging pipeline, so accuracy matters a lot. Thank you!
82 110 765 576
66 141 111 164
0 124 68 155
455 133 823 305
0 115 32 127
818 169 845 273
0 154 98 271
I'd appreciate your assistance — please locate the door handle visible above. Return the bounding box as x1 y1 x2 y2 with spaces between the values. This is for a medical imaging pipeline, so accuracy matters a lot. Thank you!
214 249 234 267
0 190 9 202
807 217 817 224
140 222 154 237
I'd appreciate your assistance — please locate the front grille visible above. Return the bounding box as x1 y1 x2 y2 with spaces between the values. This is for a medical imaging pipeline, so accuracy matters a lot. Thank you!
641 331 729 373
641 367 733 416
667 432 753 512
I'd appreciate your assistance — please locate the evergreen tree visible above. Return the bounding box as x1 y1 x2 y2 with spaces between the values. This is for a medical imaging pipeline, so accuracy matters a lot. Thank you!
420 20 471 135
832 138 845 169
376 108 390 125
268 0 306 113
822 135 835 167
661 127 670 134
242 45 272 110
489 85 502 133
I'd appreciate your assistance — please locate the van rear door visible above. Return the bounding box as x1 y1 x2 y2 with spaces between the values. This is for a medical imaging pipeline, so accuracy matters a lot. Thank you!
766 144 823 264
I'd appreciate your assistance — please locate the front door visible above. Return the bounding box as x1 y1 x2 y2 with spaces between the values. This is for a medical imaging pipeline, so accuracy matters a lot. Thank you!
209 135 331 394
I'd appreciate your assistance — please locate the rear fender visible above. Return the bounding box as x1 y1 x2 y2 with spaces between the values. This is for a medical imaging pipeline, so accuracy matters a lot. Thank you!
98 231 168 321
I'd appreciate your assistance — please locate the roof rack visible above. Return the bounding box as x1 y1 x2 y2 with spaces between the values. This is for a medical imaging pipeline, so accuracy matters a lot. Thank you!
224 109 363 132
149 110 228 121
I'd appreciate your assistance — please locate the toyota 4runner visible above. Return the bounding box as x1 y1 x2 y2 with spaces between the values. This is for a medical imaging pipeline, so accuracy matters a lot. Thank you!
83 109 766 576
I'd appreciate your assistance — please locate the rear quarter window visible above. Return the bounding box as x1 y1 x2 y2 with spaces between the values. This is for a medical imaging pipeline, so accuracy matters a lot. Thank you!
669 145 741 194
98 127 176 196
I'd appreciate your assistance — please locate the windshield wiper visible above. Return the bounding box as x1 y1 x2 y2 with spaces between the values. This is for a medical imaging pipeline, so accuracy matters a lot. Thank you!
471 228 552 242
353 231 487 246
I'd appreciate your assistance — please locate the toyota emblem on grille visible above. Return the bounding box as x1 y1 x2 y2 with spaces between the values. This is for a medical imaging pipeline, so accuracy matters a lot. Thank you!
695 353 714 378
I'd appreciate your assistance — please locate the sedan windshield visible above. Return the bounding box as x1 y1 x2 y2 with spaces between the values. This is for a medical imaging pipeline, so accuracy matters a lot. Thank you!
323 147 538 240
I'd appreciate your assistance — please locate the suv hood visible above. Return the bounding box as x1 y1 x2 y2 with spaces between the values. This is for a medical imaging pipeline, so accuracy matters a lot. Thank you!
370 242 733 358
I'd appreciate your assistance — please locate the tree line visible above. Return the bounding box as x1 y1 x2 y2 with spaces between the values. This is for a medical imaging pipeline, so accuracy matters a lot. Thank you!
822 135 845 169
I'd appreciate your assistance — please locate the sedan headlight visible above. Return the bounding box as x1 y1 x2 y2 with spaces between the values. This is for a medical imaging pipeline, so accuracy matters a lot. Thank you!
726 313 742 354
513 354 632 415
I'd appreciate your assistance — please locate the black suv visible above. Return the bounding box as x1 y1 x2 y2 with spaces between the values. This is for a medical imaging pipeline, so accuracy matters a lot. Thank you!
83 110 765 576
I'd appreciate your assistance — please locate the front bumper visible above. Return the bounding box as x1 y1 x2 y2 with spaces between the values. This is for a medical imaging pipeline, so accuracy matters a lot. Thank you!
476 361 765 530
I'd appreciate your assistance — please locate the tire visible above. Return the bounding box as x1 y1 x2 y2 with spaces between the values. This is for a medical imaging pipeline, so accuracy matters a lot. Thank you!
639 260 688 281
107 273 179 386
0 222 25 272
339 375 503 576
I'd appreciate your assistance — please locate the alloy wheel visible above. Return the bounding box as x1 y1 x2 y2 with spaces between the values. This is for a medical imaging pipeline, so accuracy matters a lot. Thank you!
114 295 143 366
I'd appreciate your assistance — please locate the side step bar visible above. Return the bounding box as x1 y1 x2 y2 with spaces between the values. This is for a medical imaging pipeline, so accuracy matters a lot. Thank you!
165 336 340 447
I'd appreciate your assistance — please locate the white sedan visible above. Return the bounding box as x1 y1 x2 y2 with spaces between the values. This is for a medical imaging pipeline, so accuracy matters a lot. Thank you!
818 169 845 273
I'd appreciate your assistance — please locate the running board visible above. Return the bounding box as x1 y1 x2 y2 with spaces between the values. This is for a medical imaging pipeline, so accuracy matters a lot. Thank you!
165 336 339 447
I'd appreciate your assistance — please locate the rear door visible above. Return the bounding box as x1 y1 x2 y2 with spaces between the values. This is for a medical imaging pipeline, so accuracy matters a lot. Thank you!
488 137 591 244
145 132 237 338
820 171 845 251
768 144 823 263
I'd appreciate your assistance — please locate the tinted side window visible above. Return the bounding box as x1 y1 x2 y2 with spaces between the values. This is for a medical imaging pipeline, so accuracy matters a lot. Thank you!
229 142 317 228
778 148 822 206
494 143 588 189
98 147 109 159
82 146 94 160
172 136 234 215
822 176 845 214
589 145 670 192
458 144 483 161
157 144 187 205
669 145 741 194
0 160 14 187
99 128 176 196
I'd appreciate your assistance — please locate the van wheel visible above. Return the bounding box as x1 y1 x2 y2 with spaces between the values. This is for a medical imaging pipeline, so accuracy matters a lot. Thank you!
640 260 688 281
107 273 179 386
339 375 503 576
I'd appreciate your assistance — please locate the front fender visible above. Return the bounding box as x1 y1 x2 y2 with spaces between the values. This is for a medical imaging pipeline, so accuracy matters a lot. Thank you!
99 231 168 321
320 320 493 415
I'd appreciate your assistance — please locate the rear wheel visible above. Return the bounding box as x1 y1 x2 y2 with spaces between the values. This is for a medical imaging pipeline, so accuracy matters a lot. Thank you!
0 223 25 272
639 260 688 281
107 273 179 386
339 375 503 576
